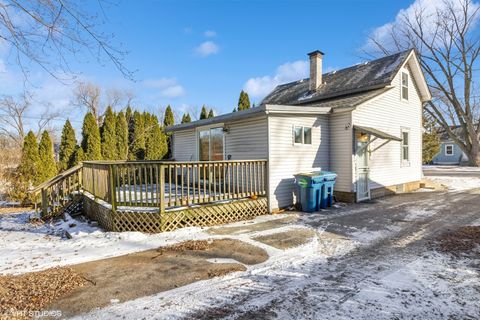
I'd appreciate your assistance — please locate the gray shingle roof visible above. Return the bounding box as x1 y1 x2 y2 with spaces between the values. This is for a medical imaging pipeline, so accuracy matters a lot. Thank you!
261 49 412 106
308 87 392 109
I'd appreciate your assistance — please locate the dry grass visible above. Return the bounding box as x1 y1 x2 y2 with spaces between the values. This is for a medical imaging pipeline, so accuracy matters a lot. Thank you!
0 207 32 215
155 240 211 254
0 267 86 319
435 226 480 256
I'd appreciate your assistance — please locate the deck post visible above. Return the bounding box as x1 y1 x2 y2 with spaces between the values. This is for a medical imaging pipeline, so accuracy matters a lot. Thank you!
41 188 48 217
109 164 117 212
159 164 165 214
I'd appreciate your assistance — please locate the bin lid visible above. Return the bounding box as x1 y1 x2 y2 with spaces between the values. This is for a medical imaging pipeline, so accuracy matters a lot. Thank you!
295 171 337 177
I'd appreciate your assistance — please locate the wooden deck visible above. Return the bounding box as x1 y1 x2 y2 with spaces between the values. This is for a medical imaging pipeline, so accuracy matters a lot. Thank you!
31 160 269 232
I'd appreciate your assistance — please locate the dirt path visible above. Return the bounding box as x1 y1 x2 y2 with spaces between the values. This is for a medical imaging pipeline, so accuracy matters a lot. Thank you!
47 239 268 317
188 190 480 319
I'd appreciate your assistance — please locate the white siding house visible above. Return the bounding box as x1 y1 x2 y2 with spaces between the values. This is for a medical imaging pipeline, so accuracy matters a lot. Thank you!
166 49 431 212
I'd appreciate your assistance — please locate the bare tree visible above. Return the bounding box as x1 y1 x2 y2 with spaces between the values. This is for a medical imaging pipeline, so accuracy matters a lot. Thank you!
73 82 102 123
0 0 132 81
365 0 480 166
73 81 134 124
0 92 57 148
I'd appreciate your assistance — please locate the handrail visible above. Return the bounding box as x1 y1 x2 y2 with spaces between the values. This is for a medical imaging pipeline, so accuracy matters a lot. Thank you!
34 159 268 219
30 164 83 194
82 159 268 165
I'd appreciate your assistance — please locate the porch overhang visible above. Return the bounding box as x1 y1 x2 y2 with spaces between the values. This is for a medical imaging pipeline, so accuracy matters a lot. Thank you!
354 125 402 154
354 125 402 141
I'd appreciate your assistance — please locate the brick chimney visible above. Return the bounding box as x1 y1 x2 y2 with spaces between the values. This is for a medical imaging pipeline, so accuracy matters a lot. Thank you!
308 50 324 91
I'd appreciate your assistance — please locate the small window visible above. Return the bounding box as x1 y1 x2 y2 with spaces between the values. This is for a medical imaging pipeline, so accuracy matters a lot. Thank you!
401 72 409 101
445 144 454 156
401 131 410 163
293 126 312 145
294 126 303 144
304 127 312 144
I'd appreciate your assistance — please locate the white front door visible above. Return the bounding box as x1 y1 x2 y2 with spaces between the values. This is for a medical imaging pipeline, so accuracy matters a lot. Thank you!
356 133 370 202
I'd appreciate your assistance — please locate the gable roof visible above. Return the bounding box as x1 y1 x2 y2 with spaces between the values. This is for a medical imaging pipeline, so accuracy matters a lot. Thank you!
262 49 418 106
166 49 431 133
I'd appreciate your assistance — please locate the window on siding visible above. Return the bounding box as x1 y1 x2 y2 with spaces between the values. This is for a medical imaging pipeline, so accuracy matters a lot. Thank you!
401 72 409 101
294 126 312 145
401 131 410 163
198 127 224 161
294 126 303 144
445 144 454 156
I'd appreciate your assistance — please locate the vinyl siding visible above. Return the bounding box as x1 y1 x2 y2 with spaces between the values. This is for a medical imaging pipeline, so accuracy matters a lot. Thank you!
172 129 196 161
225 117 268 160
432 142 466 164
352 66 423 189
268 114 329 211
172 116 268 161
329 111 353 192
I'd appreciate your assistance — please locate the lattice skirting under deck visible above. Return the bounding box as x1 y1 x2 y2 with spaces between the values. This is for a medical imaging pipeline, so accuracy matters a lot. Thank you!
82 196 268 233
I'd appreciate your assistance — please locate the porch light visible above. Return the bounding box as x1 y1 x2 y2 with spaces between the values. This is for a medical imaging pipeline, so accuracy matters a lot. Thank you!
356 132 369 142
222 125 230 133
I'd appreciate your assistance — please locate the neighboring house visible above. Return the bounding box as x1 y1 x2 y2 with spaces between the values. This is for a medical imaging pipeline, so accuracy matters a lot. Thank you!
432 126 468 165
166 49 431 212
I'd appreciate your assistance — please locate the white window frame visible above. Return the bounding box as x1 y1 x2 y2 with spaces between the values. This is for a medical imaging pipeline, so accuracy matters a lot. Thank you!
401 71 409 101
196 123 225 161
293 125 312 145
401 128 410 166
445 144 454 156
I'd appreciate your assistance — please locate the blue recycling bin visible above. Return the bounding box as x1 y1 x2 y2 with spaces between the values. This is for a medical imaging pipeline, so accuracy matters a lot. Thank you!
320 171 337 209
295 171 337 212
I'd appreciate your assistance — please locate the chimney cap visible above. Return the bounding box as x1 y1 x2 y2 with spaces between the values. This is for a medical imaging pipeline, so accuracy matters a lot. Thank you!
308 50 325 57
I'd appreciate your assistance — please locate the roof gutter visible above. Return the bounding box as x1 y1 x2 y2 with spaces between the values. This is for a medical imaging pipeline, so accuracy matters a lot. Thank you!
264 104 331 114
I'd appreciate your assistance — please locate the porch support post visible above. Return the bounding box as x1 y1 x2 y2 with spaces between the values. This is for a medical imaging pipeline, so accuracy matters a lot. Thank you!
159 164 165 214
108 164 116 212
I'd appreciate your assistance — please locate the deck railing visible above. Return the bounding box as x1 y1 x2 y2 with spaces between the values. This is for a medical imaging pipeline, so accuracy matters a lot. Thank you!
82 160 268 212
30 164 83 217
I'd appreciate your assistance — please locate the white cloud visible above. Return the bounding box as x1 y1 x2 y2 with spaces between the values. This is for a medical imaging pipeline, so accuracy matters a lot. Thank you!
195 41 219 57
143 77 186 99
364 0 480 52
243 60 308 98
204 30 217 37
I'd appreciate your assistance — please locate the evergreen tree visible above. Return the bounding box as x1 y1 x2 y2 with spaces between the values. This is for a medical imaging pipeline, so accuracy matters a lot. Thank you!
37 131 57 183
19 131 40 185
237 90 251 111
208 109 214 118
71 145 84 166
126 106 136 160
101 106 117 160
163 105 175 127
200 105 208 119
423 115 441 164
13 131 40 202
115 111 128 160
131 111 146 160
145 118 168 160
58 120 77 172
181 113 192 123
232 108 237 113
125 106 133 124
81 112 102 160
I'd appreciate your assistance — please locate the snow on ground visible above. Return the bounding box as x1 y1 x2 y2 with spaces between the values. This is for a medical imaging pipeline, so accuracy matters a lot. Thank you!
0 210 210 275
1 172 479 318
423 165 480 172
423 165 480 191
427 176 480 191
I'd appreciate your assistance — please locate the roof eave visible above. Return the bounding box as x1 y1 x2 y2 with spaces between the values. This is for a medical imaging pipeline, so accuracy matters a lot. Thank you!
165 105 267 132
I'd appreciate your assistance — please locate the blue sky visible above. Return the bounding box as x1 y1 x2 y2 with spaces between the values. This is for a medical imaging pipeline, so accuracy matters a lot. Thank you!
1 0 416 132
